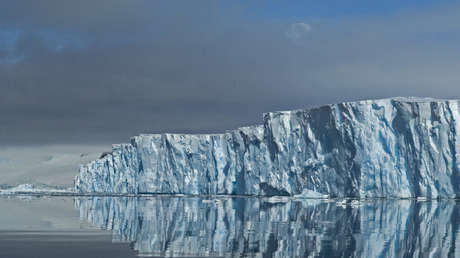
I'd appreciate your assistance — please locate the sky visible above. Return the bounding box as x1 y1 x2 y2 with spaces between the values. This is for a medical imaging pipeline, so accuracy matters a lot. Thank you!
2 1 460 145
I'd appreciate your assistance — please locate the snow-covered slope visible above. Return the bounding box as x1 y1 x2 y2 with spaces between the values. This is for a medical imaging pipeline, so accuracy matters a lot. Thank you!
75 97 460 198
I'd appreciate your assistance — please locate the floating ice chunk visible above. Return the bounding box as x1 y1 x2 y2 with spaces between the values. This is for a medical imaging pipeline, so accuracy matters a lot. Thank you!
75 97 460 198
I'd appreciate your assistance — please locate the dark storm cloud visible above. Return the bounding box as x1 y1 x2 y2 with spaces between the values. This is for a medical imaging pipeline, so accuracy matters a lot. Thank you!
2 1 460 144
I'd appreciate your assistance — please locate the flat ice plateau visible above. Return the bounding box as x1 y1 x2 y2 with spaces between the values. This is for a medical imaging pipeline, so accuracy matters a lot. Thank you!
75 97 460 198
0 184 74 195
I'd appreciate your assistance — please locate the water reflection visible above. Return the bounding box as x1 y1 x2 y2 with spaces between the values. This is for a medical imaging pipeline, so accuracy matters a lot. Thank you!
75 197 460 257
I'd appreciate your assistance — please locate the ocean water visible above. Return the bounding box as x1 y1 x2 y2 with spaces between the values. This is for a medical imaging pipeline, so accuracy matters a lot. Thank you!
1 195 459 257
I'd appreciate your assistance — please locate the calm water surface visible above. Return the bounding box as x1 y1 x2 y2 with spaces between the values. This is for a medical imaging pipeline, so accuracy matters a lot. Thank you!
1 196 459 257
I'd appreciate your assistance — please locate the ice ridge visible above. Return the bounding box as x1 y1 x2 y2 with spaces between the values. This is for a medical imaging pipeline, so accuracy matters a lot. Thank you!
75 97 460 198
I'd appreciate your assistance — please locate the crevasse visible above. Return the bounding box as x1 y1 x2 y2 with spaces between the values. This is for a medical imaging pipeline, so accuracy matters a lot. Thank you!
74 97 460 198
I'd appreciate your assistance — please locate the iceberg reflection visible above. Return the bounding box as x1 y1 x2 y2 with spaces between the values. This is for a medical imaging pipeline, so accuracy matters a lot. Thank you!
75 197 460 257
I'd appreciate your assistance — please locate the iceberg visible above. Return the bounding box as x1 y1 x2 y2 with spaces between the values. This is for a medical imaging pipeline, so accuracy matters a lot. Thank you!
0 183 74 195
75 97 460 198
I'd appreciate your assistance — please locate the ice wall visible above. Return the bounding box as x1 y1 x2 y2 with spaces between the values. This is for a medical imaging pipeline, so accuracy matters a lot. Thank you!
75 97 460 198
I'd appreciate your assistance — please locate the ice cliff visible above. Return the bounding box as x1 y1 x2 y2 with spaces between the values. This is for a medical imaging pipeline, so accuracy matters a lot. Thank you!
75 97 460 198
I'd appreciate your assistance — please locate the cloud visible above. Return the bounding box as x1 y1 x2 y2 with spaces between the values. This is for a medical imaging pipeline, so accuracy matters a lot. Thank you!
1 1 460 145
0 145 106 186
285 22 312 40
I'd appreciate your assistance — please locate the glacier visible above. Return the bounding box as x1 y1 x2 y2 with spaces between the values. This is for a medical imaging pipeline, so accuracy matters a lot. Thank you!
75 97 460 198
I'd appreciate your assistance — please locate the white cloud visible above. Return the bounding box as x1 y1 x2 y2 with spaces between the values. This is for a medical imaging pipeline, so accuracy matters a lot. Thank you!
0 145 107 187
286 22 312 40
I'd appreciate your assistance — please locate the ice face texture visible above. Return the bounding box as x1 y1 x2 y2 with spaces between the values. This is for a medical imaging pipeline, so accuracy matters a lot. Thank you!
75 97 460 198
